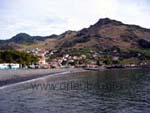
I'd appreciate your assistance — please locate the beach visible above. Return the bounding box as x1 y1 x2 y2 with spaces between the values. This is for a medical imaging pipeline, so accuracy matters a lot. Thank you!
0 68 86 87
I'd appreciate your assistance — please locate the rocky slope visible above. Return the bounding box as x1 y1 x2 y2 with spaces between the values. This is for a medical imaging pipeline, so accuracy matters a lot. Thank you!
56 18 150 51
0 18 150 51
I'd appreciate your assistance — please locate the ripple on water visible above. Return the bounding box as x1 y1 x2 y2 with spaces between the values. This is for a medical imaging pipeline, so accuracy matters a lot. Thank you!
0 68 150 113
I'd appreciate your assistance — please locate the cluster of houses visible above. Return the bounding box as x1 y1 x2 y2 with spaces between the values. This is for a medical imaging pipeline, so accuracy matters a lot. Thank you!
26 48 49 64
26 48 101 69
48 54 87 68
0 47 124 70
1 47 149 70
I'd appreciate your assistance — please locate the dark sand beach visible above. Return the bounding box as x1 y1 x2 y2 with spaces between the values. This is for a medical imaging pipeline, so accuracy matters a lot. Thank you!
0 68 86 87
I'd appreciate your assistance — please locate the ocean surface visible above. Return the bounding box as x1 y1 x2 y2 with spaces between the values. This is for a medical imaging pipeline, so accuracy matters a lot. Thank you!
0 68 150 113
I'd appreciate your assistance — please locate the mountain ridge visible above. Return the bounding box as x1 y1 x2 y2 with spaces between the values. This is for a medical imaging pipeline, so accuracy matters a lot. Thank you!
0 18 150 50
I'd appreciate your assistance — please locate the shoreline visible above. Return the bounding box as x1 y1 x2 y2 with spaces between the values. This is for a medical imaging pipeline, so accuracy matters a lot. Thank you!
0 67 149 89
84 65 150 71
0 68 87 89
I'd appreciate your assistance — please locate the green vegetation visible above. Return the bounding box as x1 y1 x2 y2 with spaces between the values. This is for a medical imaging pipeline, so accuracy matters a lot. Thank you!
46 47 150 67
121 58 139 65
0 50 38 66
128 48 150 60
102 56 113 65
68 48 92 56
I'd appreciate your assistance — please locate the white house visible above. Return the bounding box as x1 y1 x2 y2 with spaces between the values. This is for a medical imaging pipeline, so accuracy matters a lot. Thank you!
0 63 20 70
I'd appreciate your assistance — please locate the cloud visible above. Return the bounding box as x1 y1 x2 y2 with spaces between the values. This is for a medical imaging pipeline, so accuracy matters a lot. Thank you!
0 0 150 39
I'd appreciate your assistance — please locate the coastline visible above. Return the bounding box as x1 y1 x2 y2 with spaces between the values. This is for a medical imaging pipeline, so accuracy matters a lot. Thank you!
0 66 149 89
84 65 150 71
0 68 87 89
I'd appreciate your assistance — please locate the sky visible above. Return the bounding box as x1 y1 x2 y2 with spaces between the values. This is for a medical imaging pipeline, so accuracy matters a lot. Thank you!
0 0 150 39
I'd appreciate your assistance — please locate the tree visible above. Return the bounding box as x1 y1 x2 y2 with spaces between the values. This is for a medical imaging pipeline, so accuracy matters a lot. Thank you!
0 50 38 66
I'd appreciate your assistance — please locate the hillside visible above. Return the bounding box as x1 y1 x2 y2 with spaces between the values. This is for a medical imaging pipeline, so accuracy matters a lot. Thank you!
0 18 150 52
56 18 150 51
0 33 58 50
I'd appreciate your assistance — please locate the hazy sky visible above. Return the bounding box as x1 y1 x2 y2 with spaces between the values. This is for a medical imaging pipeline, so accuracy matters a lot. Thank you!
0 0 150 39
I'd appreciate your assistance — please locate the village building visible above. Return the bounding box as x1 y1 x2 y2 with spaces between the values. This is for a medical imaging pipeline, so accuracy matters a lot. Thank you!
0 63 20 70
